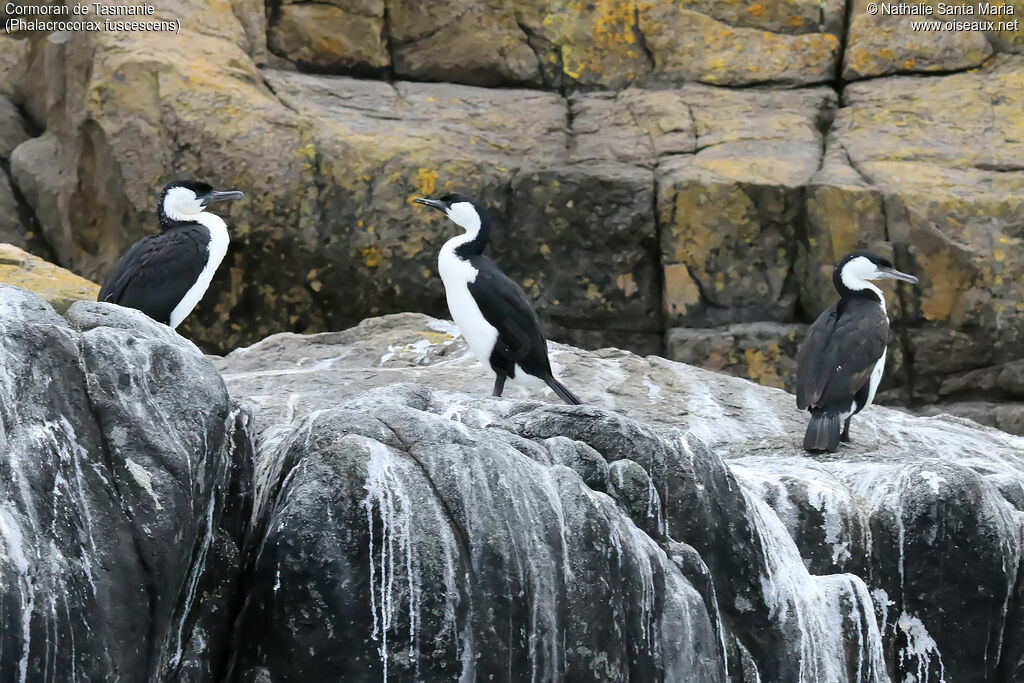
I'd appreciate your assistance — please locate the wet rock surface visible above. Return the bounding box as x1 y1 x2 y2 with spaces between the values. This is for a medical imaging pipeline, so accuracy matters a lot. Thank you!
218 312 1024 682
1 293 1021 680
0 286 252 681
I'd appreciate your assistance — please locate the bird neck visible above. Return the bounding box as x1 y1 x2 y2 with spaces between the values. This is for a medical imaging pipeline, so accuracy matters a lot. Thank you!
834 269 885 310
450 213 491 259
160 210 226 233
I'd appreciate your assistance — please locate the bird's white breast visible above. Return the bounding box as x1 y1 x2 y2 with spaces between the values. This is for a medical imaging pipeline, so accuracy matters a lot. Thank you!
438 237 498 368
864 347 887 409
169 213 229 329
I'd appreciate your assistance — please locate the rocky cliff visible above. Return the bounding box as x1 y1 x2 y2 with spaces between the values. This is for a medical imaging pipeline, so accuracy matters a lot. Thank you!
0 0 1022 433
1 286 1023 680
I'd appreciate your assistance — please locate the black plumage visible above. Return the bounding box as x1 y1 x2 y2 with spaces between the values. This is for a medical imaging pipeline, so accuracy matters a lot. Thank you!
414 193 581 405
98 224 209 325
796 297 888 450
98 180 243 328
796 251 917 452
466 256 580 404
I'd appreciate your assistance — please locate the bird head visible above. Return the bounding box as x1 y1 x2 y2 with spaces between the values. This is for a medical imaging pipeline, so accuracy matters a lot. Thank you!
413 193 488 236
835 251 919 292
159 180 245 226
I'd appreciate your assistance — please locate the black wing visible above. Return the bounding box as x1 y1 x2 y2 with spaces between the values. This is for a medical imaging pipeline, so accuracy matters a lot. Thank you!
796 298 888 410
98 225 209 325
466 256 552 378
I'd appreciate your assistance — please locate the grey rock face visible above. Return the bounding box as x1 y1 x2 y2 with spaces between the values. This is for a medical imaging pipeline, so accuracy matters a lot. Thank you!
218 313 1024 682
0 286 251 681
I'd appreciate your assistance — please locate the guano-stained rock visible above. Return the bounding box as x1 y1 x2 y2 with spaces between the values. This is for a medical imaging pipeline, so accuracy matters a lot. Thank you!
0 286 253 682
218 312 1024 682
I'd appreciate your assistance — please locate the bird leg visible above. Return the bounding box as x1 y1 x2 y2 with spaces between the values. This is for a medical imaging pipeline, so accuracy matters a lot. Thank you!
492 373 506 398
840 417 852 443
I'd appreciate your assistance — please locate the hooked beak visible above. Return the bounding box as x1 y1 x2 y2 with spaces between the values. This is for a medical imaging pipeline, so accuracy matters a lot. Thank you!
413 197 446 213
875 266 919 285
200 189 245 207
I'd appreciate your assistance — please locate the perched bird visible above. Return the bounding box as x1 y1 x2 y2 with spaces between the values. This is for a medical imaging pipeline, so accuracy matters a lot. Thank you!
796 251 918 452
413 193 581 405
99 180 244 328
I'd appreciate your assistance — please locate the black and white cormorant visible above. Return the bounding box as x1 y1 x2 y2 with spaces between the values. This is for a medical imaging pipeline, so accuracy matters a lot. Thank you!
413 193 582 405
796 251 918 452
98 180 244 328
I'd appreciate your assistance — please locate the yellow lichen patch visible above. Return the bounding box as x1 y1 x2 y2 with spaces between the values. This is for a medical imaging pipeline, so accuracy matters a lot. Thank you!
539 244 552 257
0 244 100 315
663 263 701 314
547 0 648 86
415 168 439 198
918 249 972 322
743 345 784 389
617 273 638 297
361 246 382 268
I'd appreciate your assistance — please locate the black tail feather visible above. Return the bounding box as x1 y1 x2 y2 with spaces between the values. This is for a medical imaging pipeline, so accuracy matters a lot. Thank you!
545 376 582 405
804 412 842 452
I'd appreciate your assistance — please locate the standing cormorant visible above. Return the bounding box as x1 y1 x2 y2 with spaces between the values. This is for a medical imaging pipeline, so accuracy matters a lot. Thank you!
796 251 918 452
413 193 581 405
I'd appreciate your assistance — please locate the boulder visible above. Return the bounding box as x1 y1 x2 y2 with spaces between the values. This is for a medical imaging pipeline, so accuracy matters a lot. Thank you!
217 312 1024 682
267 1 388 74
0 243 98 314
0 286 252 681
665 322 806 392
0 94 30 159
843 0 1022 80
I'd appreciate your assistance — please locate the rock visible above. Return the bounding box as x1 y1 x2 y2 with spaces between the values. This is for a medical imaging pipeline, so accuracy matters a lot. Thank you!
0 94 30 159
217 312 1024 682
501 162 663 352
388 0 548 87
827 56 1024 402
665 322 806 392
0 173 29 251
267 2 389 74
230 0 268 65
0 243 98 313
260 0 845 89
0 36 29 98
843 0 1024 80
639 2 840 87
0 286 252 681
843 0 994 80
657 85 835 328
918 401 1024 436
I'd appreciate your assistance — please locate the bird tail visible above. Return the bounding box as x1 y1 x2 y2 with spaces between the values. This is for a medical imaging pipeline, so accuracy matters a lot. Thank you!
803 412 842 452
545 376 582 405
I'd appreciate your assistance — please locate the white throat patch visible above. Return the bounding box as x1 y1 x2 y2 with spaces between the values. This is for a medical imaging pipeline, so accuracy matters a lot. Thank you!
840 256 886 310
163 186 205 221
446 202 481 238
